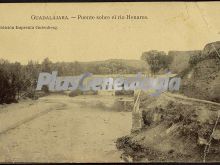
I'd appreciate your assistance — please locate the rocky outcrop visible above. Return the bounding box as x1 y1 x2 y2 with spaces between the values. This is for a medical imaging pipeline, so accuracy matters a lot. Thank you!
180 41 220 102
202 41 220 58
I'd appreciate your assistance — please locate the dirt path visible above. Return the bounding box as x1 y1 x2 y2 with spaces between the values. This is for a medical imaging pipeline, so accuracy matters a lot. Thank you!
0 95 132 162
164 92 220 108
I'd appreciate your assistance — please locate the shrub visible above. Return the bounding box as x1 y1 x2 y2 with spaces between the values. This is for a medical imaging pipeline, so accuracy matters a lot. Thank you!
0 69 17 104
69 89 83 97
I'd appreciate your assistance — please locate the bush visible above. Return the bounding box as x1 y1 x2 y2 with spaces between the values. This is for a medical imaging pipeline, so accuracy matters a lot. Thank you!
0 69 17 104
69 89 83 97
42 85 49 94
189 53 203 66
115 90 134 96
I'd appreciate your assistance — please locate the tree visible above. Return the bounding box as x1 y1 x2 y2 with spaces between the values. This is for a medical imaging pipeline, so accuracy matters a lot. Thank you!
9 62 23 99
0 60 18 103
141 50 173 74
0 69 11 103
73 61 82 75
41 57 53 72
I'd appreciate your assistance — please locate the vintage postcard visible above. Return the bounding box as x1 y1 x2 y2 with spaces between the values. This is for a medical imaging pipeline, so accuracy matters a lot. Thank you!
0 2 220 163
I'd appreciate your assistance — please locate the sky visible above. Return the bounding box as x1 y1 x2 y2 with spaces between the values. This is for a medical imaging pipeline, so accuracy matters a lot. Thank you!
0 2 220 64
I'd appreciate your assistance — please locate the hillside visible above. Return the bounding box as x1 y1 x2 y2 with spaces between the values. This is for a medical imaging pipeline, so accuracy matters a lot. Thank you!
116 93 220 162
79 59 149 74
168 50 201 73
81 59 148 70
180 41 220 102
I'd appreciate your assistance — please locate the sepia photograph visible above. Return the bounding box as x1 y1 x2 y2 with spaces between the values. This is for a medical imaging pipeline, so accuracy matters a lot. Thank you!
0 2 220 163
